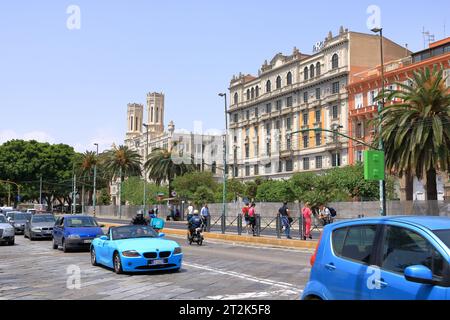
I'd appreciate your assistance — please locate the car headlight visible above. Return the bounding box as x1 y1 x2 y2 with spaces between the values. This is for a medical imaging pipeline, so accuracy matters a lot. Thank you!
173 247 182 255
122 250 141 257
14 223 22 227
67 234 80 239
31 227 41 232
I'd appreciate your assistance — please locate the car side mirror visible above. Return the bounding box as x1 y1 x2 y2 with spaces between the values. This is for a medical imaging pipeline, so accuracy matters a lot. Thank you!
404 265 434 285
99 235 109 241
100 224 105 228
158 232 166 238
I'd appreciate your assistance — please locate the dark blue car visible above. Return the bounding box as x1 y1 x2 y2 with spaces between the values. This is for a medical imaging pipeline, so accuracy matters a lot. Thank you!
52 215 104 252
303 216 450 300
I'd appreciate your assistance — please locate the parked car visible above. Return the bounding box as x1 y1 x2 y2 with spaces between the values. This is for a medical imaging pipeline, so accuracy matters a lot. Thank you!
302 216 450 300
7 212 31 234
0 214 15 245
52 215 104 252
91 225 183 274
25 214 56 240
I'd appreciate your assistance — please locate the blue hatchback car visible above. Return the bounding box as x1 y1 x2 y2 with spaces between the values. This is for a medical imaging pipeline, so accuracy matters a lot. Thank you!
52 215 104 252
302 216 450 300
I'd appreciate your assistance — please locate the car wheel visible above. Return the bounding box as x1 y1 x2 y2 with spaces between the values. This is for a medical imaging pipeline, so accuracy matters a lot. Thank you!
29 233 34 241
62 239 69 253
113 252 123 274
197 239 203 246
90 247 98 266
8 238 15 246
52 238 58 250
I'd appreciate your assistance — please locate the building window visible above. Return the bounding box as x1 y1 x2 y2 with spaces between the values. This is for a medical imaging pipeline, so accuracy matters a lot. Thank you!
211 161 217 174
245 165 250 176
332 53 339 69
368 90 378 106
303 135 309 148
315 133 322 146
247 89 250 100
278 161 283 173
266 80 271 92
316 156 323 169
356 122 363 138
287 96 293 107
276 100 282 111
155 107 159 123
286 136 291 150
234 113 238 123
234 166 239 178
286 117 292 130
303 157 310 170
332 82 340 94
265 162 272 174
251 88 255 99
266 103 272 113
276 76 282 89
275 120 280 130
310 64 315 78
315 88 321 100
332 153 341 167
255 86 260 97
285 160 293 172
355 93 363 109
254 164 259 175
246 110 250 120
130 116 134 131
245 144 249 158
303 113 308 126
234 92 238 105
315 109 321 123
287 72 293 85
266 143 271 156
356 150 363 163
332 105 339 119
316 62 321 76
303 91 308 103
304 67 309 81
255 107 259 118
266 122 271 136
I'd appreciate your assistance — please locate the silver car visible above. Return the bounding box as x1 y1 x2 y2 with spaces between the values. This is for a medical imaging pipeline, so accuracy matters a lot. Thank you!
25 214 56 240
0 214 15 245
7 211 31 234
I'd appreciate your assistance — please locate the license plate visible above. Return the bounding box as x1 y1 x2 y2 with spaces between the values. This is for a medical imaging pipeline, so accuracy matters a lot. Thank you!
149 259 167 265
83 239 92 244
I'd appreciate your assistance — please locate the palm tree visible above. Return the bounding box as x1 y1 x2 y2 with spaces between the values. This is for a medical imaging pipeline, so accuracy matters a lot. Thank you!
100 145 142 209
77 151 97 205
144 147 195 198
376 66 450 209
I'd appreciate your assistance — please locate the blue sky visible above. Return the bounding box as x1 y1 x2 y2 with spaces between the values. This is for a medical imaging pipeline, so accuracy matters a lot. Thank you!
0 0 449 152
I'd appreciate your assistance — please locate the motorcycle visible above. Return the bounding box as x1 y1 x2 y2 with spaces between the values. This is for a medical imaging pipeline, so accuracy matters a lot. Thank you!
187 226 204 246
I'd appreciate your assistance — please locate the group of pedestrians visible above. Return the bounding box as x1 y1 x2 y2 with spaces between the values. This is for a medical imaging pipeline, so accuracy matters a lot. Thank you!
241 202 257 236
186 202 210 232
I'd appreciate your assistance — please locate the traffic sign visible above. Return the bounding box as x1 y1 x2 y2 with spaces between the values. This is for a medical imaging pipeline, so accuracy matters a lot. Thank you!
364 150 385 181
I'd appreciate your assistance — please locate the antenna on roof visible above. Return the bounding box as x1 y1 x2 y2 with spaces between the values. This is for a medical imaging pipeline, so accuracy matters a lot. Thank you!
422 27 435 48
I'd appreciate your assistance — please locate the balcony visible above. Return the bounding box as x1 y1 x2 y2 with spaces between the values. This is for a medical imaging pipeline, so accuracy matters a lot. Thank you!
350 105 378 118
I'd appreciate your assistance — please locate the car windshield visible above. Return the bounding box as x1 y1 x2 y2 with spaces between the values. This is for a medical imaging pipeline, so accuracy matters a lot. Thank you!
32 215 56 223
111 225 158 240
65 216 98 228
433 229 450 250
0 215 6 223
14 213 30 221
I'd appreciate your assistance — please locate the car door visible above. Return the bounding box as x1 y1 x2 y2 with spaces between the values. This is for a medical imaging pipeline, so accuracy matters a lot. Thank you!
370 224 449 300
98 229 114 266
53 217 64 244
321 224 379 300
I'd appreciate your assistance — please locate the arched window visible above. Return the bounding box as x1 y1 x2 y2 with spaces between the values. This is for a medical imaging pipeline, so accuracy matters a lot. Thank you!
247 89 250 100
255 86 259 97
266 80 272 92
251 87 255 99
287 72 292 85
316 62 321 76
234 92 238 105
310 64 315 78
304 67 309 81
276 76 282 89
332 54 339 69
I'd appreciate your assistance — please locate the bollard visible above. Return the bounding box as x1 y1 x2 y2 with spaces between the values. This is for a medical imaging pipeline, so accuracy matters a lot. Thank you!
255 214 261 237
276 213 281 239
221 214 226 234
237 214 242 235
206 215 211 232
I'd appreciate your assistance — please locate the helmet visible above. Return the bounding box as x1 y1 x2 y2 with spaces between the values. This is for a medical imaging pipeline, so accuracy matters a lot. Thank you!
193 210 199 215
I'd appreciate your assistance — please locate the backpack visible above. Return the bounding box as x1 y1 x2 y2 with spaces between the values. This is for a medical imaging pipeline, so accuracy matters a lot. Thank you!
328 207 337 217
242 206 249 218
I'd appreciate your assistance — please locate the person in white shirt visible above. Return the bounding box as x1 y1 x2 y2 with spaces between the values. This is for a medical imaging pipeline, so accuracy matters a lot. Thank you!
319 205 331 226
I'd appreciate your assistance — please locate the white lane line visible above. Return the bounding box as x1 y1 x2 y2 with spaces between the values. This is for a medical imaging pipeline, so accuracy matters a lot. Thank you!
183 261 303 292
206 289 301 300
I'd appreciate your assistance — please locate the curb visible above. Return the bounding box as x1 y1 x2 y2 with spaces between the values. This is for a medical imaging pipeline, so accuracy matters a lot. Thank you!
102 222 318 250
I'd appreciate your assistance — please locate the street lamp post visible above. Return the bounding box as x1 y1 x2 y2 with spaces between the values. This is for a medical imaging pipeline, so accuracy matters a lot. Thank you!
219 93 228 234
371 27 387 217
143 123 150 214
93 143 99 217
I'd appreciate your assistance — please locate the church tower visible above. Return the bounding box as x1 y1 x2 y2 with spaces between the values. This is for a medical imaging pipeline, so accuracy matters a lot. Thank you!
126 103 143 140
146 92 165 136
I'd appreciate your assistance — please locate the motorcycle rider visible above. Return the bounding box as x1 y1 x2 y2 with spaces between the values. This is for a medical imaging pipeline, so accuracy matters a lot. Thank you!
188 209 203 240
131 211 148 226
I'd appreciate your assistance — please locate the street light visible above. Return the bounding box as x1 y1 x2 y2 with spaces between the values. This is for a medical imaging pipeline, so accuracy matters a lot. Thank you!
143 123 150 214
93 143 99 217
218 92 228 234
371 27 387 216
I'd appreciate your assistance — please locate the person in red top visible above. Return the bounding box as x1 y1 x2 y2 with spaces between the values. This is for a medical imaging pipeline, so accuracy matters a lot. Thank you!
248 203 257 236
302 202 313 240
242 203 250 234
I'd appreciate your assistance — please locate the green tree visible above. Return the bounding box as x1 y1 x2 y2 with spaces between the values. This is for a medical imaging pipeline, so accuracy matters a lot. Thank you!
172 171 218 200
121 176 167 205
376 66 450 208
193 186 216 206
255 179 295 202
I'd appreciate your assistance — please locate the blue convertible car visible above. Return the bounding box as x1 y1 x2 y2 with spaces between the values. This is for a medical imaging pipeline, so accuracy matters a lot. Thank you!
90 225 183 274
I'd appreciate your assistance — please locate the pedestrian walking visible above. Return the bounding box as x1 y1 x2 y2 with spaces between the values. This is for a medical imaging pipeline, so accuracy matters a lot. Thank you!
248 202 257 236
279 201 292 239
302 202 313 240
200 203 210 231
241 202 250 234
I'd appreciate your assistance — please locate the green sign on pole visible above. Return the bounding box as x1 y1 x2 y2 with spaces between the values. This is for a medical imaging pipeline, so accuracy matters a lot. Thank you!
364 150 385 181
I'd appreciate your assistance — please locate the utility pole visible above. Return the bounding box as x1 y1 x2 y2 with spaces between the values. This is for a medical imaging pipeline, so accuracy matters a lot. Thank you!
118 167 122 219
39 176 43 205
93 143 99 217
143 124 149 214
219 93 228 234
72 173 77 214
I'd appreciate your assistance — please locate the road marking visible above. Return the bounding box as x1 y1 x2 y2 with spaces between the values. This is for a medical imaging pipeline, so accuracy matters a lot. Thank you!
183 262 303 292
205 289 302 300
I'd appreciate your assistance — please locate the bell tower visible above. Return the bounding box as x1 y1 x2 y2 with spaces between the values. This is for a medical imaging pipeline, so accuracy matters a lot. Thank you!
146 92 165 136
126 103 143 140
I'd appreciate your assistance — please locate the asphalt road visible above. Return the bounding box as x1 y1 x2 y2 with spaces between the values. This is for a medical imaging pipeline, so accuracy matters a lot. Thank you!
0 233 313 300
